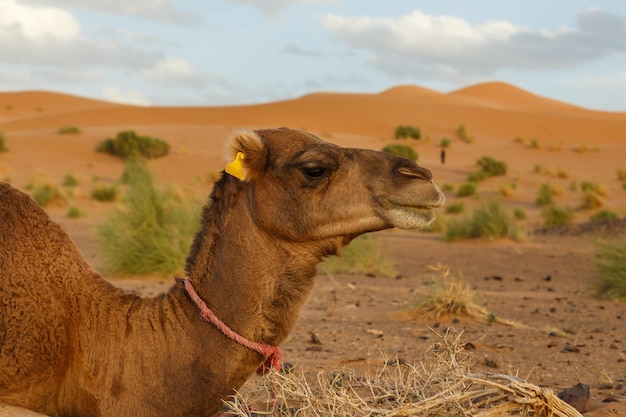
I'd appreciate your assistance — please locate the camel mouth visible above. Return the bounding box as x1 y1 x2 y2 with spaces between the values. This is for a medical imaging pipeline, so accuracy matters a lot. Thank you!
379 199 441 230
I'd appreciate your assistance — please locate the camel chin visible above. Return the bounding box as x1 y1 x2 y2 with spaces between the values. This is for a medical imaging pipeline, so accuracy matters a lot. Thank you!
382 204 438 230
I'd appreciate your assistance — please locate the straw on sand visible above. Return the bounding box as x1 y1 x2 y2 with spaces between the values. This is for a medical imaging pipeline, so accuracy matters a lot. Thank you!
224 330 583 417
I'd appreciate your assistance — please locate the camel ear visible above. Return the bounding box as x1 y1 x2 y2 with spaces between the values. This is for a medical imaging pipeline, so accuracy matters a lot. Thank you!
225 129 267 181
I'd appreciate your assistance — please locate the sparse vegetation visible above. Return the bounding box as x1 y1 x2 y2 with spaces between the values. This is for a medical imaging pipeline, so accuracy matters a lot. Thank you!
440 138 451 148
441 183 454 193
618 168 626 181
91 185 119 202
97 157 200 276
467 171 487 183
445 203 465 214
96 130 170 159
67 206 86 218
0 133 8 153
456 124 475 143
595 239 626 300
580 191 604 210
542 205 574 227
381 144 418 161
319 233 397 278
393 125 421 140
32 183 64 207
62 173 79 187
476 156 507 177
580 181 607 197
457 182 477 198
529 138 541 149
444 201 521 241
591 210 620 222
513 208 527 221
498 183 517 197
535 184 556 207
58 126 81 134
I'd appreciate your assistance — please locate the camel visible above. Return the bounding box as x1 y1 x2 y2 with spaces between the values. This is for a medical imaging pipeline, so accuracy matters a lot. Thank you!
0 127 444 417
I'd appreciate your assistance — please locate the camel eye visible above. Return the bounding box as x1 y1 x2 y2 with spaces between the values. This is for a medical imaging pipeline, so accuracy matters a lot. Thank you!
303 166 326 179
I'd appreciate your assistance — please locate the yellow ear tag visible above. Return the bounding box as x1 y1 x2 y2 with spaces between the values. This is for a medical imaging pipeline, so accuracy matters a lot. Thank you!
225 152 246 180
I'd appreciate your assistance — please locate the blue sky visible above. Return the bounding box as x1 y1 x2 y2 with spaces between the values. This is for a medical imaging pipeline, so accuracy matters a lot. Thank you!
1 0 626 110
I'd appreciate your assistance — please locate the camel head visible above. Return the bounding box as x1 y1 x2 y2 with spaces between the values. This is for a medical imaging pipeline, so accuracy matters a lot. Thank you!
224 127 444 246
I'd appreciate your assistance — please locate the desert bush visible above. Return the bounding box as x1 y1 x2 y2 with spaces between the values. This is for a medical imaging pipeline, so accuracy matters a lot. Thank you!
0 133 8 152
96 130 170 159
535 184 557 207
595 240 626 300
440 138 451 148
424 213 447 233
467 171 487 183
382 144 418 161
319 233 397 278
591 210 620 222
580 191 604 210
557 168 570 179
580 181 607 197
529 138 540 149
457 182 477 198
58 126 81 134
513 208 527 221
62 173 79 187
445 203 465 214
441 183 454 193
32 183 64 207
97 158 200 276
456 124 475 143
91 185 118 202
444 201 521 241
498 183 517 197
67 206 85 218
393 125 421 140
617 168 626 181
476 156 507 177
542 205 574 227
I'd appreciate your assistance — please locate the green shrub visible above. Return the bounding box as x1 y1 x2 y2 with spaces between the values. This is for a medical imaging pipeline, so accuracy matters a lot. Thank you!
529 138 540 149
0 133 8 153
591 210 620 222
58 126 81 134
457 183 477 198
535 184 556 207
62 173 79 187
580 181 607 197
91 185 118 202
96 130 170 159
67 206 85 218
444 201 521 241
394 125 421 140
32 184 63 207
97 158 200 276
441 183 454 192
445 203 465 214
467 171 487 183
382 144 418 161
319 233 397 277
513 208 527 221
440 138 451 148
476 156 507 177
580 191 604 210
595 240 626 300
456 124 475 143
617 168 626 181
542 206 574 227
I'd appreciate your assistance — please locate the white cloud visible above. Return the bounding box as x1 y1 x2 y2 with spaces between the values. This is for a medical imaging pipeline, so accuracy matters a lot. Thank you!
16 0 196 24
0 0 80 41
225 0 341 18
321 9 626 83
137 58 199 82
102 86 151 106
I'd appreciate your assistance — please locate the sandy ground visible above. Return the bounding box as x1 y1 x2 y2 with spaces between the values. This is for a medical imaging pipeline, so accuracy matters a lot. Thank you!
1 84 626 415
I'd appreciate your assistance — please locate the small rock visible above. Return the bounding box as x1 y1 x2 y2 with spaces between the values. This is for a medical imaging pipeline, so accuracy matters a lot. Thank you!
484 358 498 368
558 383 590 412
562 344 580 353
310 333 322 345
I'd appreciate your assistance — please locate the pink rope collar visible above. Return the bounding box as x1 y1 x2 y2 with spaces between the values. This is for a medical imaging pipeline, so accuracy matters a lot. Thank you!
183 278 282 375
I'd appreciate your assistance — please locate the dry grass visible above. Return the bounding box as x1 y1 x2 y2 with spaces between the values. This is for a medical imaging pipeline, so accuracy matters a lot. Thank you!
223 330 582 417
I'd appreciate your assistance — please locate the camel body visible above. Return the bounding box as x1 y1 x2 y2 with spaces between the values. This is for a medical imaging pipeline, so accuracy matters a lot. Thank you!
0 128 444 416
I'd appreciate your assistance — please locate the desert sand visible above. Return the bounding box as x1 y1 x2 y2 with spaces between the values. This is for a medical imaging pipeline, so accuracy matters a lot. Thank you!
1 82 625 415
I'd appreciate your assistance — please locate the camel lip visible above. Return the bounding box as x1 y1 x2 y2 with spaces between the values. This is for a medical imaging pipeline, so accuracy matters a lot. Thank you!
381 198 444 211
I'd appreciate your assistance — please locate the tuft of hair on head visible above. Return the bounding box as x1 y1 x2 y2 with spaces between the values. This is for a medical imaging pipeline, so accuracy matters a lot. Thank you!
224 128 268 181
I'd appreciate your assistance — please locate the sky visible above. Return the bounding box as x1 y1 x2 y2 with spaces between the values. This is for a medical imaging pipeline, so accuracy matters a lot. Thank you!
1 0 626 111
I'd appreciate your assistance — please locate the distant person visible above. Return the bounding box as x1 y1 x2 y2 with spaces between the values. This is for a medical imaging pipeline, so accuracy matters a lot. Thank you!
440 149 446 164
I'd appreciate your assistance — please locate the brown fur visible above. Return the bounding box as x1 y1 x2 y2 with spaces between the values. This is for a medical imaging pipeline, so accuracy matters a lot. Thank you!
0 128 444 416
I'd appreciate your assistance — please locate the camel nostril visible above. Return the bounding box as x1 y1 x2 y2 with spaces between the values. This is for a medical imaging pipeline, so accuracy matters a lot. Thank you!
397 166 432 180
